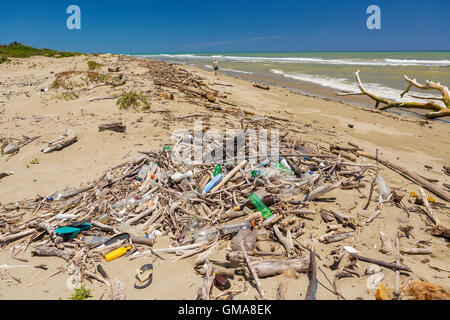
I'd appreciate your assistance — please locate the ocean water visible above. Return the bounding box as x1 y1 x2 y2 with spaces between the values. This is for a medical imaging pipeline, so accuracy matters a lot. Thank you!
134 52 450 106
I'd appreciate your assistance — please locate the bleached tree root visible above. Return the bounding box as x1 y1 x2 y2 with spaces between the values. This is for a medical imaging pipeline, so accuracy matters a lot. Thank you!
337 71 450 119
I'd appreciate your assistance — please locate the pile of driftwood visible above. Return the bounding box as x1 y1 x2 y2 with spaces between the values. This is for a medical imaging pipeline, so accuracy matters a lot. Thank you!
139 59 229 106
0 121 449 300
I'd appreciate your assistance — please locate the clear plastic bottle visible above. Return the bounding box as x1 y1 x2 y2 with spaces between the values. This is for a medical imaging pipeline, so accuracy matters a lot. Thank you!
376 177 390 198
54 187 77 201
262 213 278 226
82 235 110 248
193 228 218 242
171 170 193 183
112 196 137 211
137 164 150 182
183 217 205 236
220 221 252 235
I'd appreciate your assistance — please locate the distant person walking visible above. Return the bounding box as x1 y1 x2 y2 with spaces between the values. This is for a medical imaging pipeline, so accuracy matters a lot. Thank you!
213 58 219 75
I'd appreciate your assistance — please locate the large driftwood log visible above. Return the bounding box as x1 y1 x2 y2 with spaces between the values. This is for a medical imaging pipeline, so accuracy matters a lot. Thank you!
0 230 35 244
31 246 74 260
41 129 77 153
337 71 450 119
251 257 310 278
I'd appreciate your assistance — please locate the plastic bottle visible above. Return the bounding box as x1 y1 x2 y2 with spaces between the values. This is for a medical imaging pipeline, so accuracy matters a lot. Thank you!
241 195 275 210
193 228 218 242
82 236 110 248
248 193 272 218
202 173 224 194
137 164 150 182
183 217 206 235
54 187 77 201
262 214 278 226
112 196 137 211
214 163 222 177
220 221 252 235
96 213 111 224
376 177 390 198
105 246 132 262
55 213 76 220
171 170 193 183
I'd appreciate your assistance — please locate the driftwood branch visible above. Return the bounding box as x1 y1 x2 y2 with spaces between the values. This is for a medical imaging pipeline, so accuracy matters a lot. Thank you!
337 71 450 119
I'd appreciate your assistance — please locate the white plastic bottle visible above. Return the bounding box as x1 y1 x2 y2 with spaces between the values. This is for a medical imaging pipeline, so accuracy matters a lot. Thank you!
376 177 390 198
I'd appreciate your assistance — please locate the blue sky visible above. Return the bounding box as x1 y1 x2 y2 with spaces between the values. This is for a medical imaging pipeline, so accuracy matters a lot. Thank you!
1 0 449 53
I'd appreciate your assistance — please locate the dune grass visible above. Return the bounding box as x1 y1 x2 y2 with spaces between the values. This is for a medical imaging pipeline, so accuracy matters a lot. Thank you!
0 42 82 58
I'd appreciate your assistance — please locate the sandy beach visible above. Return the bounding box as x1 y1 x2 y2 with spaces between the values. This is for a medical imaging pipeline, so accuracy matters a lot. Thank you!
0 54 449 300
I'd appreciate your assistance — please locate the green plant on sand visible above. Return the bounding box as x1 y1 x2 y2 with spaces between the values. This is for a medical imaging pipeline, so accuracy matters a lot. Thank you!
87 60 103 71
0 55 12 64
69 285 93 300
117 91 151 111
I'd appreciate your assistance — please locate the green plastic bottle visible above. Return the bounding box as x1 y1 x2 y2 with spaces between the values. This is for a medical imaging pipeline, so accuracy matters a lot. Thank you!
214 163 221 177
249 193 272 218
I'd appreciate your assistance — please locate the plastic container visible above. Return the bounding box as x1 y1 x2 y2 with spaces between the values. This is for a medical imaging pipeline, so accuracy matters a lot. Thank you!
96 213 111 224
262 214 278 226
137 164 150 182
202 173 224 194
376 177 390 198
171 170 193 183
55 214 76 220
54 188 77 201
112 196 137 211
242 195 275 210
183 217 205 236
82 236 110 248
105 246 132 262
249 193 272 218
220 221 252 235
193 228 218 242
214 163 222 177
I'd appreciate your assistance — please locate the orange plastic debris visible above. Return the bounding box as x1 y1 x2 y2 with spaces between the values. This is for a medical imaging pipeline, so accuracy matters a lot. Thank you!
376 283 393 300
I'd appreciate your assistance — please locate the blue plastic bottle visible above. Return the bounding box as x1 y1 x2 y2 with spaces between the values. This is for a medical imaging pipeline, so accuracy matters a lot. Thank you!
202 173 224 194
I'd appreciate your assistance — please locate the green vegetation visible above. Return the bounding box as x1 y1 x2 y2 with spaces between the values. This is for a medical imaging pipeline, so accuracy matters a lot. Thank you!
117 91 151 111
0 55 12 64
54 92 78 101
51 71 109 90
87 71 108 83
30 158 40 164
87 60 103 71
0 42 82 58
69 285 93 300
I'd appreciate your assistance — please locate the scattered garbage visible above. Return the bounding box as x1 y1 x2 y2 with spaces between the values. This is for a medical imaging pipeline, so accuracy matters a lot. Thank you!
0 77 448 301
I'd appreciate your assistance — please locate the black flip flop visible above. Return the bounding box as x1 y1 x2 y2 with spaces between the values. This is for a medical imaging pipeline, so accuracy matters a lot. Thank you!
134 264 153 289
101 233 130 247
